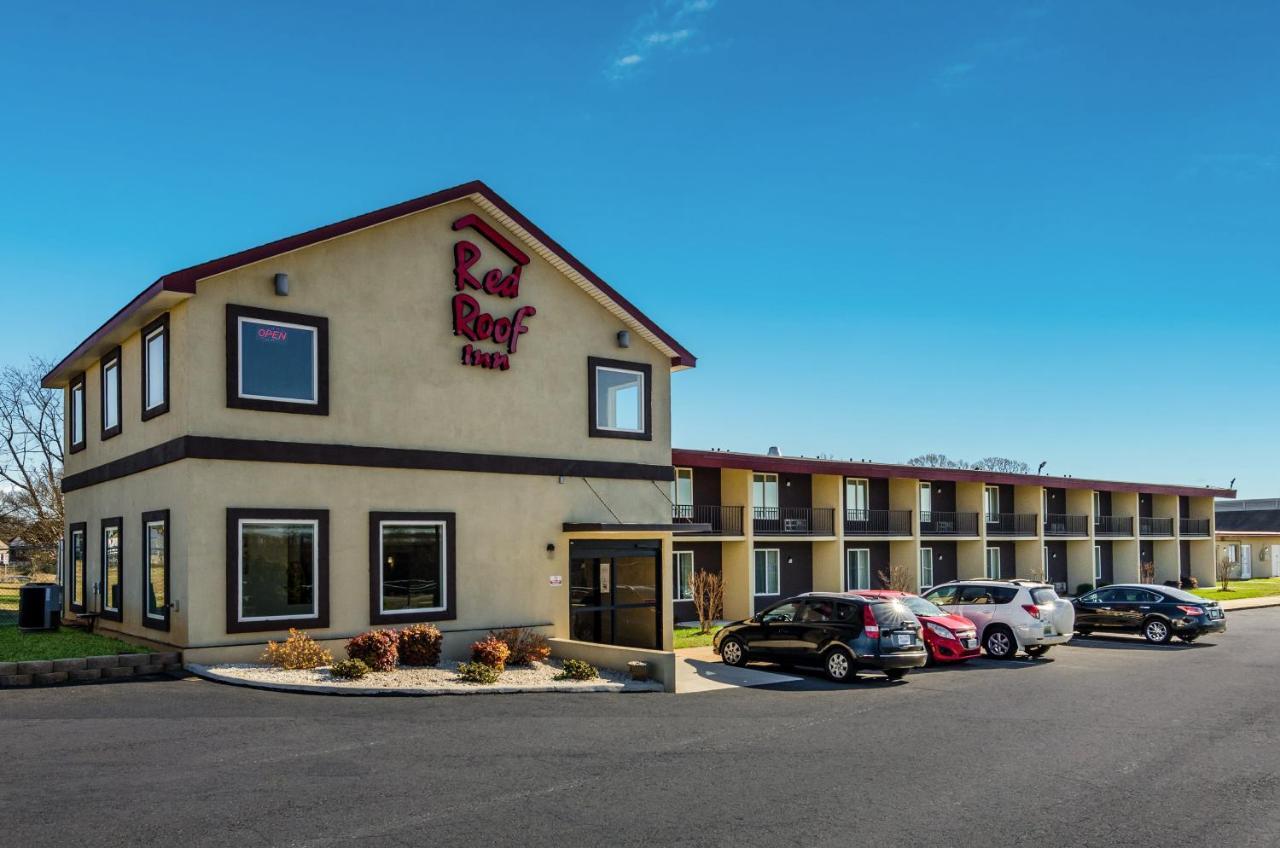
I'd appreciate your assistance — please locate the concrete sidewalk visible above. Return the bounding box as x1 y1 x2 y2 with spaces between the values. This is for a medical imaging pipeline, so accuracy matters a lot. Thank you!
674 646 802 693
1217 596 1280 611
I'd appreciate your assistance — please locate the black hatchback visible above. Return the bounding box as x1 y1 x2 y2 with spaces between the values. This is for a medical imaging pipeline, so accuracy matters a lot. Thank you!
712 592 928 682
1072 583 1226 644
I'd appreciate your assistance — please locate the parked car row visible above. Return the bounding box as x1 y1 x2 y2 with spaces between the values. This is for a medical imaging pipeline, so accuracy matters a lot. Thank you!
712 580 1226 682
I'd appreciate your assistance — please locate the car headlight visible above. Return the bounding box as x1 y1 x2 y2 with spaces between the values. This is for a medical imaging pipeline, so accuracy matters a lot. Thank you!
925 621 955 640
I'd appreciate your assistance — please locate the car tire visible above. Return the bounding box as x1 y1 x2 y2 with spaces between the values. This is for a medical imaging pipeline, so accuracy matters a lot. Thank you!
984 626 1016 660
1026 645 1051 658
720 637 748 667
1143 617 1173 644
823 647 855 683
884 668 907 681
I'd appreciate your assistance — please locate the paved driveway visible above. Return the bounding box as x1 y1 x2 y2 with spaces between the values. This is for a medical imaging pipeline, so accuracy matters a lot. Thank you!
5 610 1280 847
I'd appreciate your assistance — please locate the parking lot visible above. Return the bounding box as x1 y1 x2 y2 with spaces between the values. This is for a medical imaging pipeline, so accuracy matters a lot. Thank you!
4 609 1279 847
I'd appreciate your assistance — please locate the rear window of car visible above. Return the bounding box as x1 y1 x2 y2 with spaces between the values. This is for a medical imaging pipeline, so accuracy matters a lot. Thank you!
990 586 1018 604
1157 586 1201 603
870 599 915 627
1030 587 1059 605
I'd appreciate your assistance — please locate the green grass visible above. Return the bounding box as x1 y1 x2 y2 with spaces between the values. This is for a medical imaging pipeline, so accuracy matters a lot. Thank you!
673 625 722 649
1191 577 1280 602
0 626 150 663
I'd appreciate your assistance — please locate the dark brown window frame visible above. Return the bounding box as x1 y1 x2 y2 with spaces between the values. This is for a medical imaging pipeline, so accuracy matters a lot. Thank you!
141 509 170 631
225 508 329 634
586 356 653 441
140 313 170 421
68 373 87 454
368 511 457 625
99 347 123 441
99 516 124 622
225 304 330 416
68 521 87 613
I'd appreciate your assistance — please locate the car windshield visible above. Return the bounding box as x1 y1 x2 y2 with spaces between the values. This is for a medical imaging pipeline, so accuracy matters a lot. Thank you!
902 596 945 618
1030 587 1059 605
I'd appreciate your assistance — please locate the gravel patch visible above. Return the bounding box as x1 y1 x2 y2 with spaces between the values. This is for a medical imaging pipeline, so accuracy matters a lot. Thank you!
191 659 663 696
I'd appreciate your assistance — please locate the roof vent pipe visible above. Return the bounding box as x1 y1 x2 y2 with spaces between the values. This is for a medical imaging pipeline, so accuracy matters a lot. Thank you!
767 446 781 457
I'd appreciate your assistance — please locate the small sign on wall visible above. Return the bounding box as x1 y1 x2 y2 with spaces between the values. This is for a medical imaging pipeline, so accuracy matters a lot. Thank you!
600 562 611 593
549 575 563 587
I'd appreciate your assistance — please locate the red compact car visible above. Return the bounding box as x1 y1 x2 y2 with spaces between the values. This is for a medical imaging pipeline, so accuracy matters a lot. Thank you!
851 590 980 663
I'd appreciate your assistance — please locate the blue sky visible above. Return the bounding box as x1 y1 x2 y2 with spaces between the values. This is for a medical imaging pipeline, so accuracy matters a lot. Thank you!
1 2 1276 494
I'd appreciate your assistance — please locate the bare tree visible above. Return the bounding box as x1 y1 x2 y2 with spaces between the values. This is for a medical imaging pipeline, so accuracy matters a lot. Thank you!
1216 550 1233 592
877 562 915 593
906 453 965 469
971 457 1031 474
0 358 63 562
1139 561 1156 584
690 570 724 634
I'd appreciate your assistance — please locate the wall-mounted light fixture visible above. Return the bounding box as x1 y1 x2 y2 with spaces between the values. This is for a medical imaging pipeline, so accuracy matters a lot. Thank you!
787 557 793 564
546 543 556 554
616 330 631 349
274 273 290 296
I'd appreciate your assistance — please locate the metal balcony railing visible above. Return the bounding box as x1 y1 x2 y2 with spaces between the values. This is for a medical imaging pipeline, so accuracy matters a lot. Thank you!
920 511 979 536
1044 513 1089 536
844 508 913 536
1179 518 1210 537
1094 515 1134 537
985 513 1038 536
1140 516 1174 537
672 504 744 536
753 507 835 536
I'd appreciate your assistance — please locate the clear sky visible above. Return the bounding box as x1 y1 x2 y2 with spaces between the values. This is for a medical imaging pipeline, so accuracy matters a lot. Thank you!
1 2 1276 495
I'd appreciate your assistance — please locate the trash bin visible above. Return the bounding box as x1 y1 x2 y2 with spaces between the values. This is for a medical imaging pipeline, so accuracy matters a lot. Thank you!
18 584 61 632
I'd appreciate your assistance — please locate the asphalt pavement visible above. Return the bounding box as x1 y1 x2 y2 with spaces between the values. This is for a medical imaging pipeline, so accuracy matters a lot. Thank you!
4 609 1279 848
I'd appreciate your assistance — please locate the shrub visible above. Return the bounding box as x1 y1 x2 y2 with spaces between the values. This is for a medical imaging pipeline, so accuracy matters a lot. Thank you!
261 628 332 670
491 627 551 666
398 623 443 667
470 634 511 669
554 658 599 681
346 629 399 671
329 658 370 680
456 661 502 684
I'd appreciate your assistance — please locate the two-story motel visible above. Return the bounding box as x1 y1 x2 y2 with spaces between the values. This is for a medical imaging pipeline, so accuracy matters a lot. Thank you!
42 180 1235 683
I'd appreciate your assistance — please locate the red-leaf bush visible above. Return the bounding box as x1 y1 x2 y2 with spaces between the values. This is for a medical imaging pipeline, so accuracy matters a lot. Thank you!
346 628 399 671
398 623 443 667
470 634 511 670
491 627 551 665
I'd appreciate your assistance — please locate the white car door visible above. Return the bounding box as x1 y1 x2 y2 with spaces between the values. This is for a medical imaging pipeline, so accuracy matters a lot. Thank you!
954 584 998 639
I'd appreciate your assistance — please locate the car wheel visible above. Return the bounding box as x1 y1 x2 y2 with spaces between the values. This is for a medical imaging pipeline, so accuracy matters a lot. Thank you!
884 668 907 681
1143 618 1173 644
824 647 855 682
1026 645 1050 658
720 637 748 667
984 626 1016 660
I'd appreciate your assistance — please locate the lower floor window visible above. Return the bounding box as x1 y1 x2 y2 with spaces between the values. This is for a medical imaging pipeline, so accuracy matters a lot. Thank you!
101 518 122 620
754 548 780 595
369 512 455 624
919 547 934 589
69 524 86 611
228 509 329 632
985 546 1000 580
143 510 170 629
1093 545 1103 581
674 550 694 600
846 548 870 590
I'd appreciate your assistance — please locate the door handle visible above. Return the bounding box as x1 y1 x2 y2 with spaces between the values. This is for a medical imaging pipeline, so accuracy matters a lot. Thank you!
1140 606 1151 610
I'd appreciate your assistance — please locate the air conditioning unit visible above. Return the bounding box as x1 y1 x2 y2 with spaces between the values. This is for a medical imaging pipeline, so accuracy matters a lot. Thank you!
783 518 809 533
18 583 62 632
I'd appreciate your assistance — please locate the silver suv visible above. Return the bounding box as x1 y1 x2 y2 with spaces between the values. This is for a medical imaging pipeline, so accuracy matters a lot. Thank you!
921 580 1074 659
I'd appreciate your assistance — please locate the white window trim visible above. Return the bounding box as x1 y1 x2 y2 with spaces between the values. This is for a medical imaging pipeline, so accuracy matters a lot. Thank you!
920 482 932 518
753 473 779 510
102 357 120 430
673 467 694 507
985 546 1000 580
984 485 1000 522
237 518 321 623
145 519 167 621
919 546 934 590
71 383 85 445
101 525 121 613
674 550 695 600
754 548 780 596
593 365 645 433
144 325 167 411
846 548 871 591
1092 491 1101 518
846 478 869 513
70 528 85 605
1093 544 1102 582
236 317 320 405
377 520 449 615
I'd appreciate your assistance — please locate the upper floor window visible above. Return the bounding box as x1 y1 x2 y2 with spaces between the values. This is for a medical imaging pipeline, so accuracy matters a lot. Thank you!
752 473 779 511
226 304 329 415
100 347 122 440
142 314 170 420
919 483 933 519
672 467 694 507
984 485 1000 522
587 357 651 440
68 374 86 453
846 478 869 516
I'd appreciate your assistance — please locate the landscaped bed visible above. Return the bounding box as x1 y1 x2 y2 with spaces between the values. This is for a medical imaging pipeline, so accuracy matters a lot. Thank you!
1192 577 1280 602
193 659 660 695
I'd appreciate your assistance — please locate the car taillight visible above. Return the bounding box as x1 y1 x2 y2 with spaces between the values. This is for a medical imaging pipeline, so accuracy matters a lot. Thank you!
863 604 880 638
1176 605 1203 615
1022 604 1041 619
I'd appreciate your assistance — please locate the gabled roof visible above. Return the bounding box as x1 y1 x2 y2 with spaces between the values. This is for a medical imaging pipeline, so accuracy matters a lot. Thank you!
672 448 1236 498
43 180 696 387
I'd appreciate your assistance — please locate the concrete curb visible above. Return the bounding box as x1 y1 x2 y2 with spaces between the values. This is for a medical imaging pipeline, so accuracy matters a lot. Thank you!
1218 598 1280 611
187 664 664 697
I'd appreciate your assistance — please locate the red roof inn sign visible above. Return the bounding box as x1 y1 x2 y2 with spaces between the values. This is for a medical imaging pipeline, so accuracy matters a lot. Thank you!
450 213 537 371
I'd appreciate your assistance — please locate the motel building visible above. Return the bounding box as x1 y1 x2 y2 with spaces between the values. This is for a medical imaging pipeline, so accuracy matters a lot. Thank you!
44 181 699 686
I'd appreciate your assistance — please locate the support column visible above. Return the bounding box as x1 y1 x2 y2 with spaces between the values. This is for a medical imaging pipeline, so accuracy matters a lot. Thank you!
720 469 753 620
811 474 843 592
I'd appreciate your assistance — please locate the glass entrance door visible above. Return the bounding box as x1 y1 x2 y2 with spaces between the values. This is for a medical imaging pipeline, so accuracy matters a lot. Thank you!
568 540 661 649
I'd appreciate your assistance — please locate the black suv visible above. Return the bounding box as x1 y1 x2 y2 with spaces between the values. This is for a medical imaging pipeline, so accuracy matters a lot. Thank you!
1072 583 1226 643
712 592 927 682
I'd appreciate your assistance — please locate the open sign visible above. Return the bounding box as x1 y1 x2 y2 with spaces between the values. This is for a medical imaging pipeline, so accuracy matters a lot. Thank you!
256 326 289 343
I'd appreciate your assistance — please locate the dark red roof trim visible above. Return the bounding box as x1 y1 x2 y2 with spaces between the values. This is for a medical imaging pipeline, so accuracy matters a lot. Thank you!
44 180 695 386
672 449 1236 499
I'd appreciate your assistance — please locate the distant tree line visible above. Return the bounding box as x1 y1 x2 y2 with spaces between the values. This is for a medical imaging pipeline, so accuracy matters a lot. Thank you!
905 454 1032 474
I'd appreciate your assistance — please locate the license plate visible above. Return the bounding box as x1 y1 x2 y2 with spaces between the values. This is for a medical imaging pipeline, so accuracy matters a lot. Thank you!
1209 609 1223 619
963 638 977 649
895 633 910 646
1043 625 1056 636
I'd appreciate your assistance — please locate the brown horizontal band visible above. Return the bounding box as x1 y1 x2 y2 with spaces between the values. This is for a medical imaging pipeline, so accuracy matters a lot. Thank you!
62 435 675 492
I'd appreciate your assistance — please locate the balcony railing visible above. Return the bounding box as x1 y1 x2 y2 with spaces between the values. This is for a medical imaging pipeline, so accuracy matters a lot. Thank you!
1179 518 1210 537
1044 514 1089 536
844 508 913 536
1094 515 1134 537
1140 517 1174 537
920 511 979 536
753 506 835 536
986 513 1038 537
672 504 744 536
